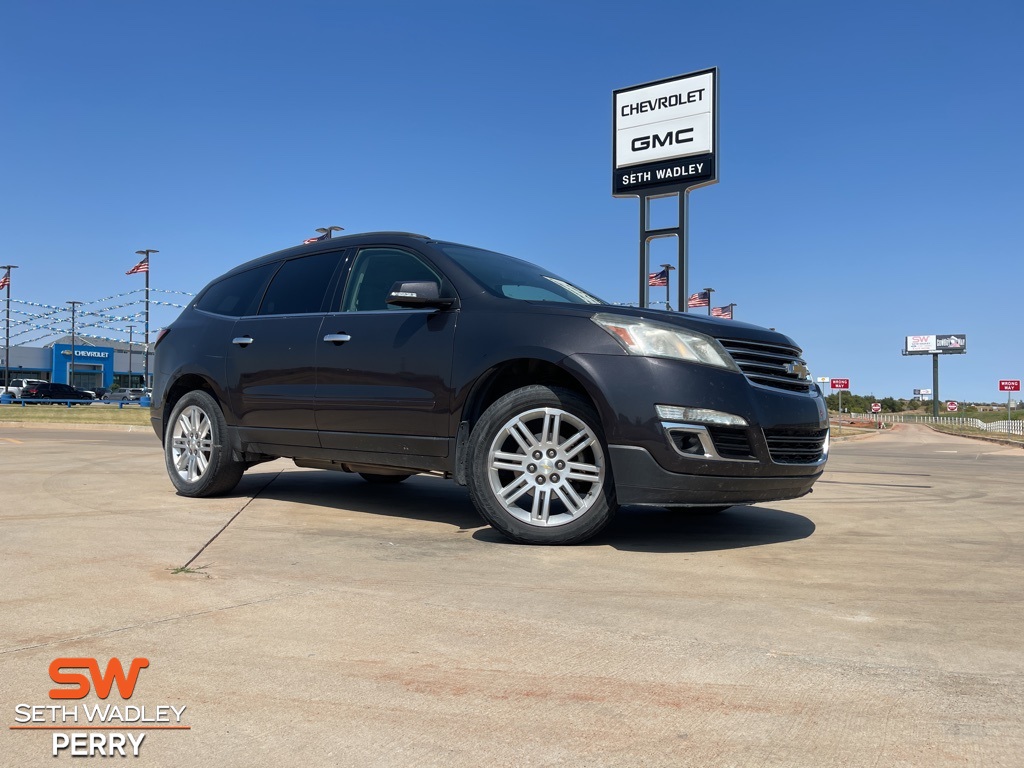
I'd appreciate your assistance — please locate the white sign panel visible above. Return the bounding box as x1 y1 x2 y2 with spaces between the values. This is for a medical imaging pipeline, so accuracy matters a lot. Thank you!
613 69 717 195
615 72 714 168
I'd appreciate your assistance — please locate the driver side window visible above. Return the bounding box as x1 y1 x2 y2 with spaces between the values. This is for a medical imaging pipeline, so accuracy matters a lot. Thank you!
340 248 441 312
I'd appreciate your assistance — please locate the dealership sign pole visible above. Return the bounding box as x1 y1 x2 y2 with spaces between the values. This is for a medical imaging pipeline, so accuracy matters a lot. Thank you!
613 68 718 311
1000 379 1021 422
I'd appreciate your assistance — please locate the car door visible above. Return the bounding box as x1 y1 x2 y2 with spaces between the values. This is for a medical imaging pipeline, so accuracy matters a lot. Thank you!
315 246 458 458
226 251 346 449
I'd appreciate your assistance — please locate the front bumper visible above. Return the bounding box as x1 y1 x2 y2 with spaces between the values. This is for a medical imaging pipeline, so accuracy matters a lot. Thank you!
609 444 822 505
562 353 829 505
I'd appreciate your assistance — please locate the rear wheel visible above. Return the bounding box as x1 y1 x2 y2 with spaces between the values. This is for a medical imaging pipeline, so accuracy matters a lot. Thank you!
467 385 617 545
164 390 244 497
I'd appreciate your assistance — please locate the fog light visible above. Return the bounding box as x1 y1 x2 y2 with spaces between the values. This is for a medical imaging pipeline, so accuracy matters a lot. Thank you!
656 404 748 427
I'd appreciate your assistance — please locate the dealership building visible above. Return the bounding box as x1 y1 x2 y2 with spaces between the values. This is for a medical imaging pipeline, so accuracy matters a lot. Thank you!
1 337 153 390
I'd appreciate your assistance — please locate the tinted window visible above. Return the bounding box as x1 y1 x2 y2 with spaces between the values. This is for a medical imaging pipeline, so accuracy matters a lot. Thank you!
439 243 603 305
196 264 276 317
258 252 340 315
340 248 441 312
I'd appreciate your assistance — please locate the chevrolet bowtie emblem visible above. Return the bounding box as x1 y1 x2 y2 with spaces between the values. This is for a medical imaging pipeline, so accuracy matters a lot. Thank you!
786 362 810 379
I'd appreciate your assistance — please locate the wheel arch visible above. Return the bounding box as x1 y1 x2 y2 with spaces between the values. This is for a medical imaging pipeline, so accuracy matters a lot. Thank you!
453 358 608 485
161 374 227 444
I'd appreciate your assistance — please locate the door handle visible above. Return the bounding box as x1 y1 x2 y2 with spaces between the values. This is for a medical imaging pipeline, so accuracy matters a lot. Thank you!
232 336 254 347
323 333 352 344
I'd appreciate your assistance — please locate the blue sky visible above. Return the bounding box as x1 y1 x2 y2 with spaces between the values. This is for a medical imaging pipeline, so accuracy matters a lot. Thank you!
1 1 1021 403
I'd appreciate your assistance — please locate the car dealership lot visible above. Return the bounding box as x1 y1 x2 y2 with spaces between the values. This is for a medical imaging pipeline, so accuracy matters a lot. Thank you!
1 424 1021 767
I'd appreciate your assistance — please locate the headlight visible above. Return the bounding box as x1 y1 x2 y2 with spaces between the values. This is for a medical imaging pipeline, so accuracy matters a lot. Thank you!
591 313 740 371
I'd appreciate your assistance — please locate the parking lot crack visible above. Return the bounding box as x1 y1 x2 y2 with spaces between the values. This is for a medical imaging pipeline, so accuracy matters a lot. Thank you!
179 470 284 570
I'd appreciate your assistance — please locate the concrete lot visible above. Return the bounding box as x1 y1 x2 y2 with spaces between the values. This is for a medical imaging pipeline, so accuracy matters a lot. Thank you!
1 423 1021 767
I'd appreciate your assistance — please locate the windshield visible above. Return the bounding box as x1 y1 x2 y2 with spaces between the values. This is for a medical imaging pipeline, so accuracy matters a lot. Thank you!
438 244 604 305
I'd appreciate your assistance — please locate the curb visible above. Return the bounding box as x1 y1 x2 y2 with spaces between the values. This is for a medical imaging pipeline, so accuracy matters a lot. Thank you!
0 421 153 434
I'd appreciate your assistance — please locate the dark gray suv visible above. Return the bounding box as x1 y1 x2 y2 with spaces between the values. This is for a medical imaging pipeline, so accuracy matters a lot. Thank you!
152 232 828 544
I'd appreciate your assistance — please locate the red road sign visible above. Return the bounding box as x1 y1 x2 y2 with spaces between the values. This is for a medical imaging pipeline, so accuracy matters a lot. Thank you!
830 378 850 390
871 403 881 413
947 401 958 412
999 380 1021 392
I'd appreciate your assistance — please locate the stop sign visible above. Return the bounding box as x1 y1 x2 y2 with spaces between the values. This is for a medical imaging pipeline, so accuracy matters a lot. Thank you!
870 403 881 413
947 401 958 412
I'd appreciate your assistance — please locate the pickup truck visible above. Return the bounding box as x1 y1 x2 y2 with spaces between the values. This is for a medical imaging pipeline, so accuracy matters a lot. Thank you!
0 378 47 398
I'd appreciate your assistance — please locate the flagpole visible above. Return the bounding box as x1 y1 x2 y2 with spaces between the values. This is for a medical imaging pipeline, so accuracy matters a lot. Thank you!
135 249 158 389
704 287 715 316
660 263 675 311
1 265 16 393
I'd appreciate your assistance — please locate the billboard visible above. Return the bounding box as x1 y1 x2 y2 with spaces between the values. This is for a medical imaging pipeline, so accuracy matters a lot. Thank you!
904 334 967 355
613 69 717 196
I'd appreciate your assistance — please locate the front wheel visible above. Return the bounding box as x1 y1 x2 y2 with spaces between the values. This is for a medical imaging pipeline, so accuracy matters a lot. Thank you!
467 385 617 545
164 390 244 497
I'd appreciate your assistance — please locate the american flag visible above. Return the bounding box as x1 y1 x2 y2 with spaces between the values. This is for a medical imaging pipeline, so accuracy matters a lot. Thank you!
687 290 710 308
303 232 330 244
125 256 149 275
711 305 733 319
648 269 669 287
0 271 9 291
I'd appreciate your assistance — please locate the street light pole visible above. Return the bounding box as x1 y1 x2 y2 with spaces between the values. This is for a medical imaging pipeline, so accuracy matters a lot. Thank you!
134 249 158 388
67 300 82 386
126 324 135 387
1 265 17 393
660 263 676 311
315 226 344 239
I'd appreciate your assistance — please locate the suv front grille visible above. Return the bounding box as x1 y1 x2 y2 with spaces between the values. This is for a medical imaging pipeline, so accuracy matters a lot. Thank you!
719 339 814 394
764 428 828 464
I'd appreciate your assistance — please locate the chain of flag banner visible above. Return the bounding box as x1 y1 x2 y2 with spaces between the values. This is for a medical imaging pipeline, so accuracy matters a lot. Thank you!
4 289 193 348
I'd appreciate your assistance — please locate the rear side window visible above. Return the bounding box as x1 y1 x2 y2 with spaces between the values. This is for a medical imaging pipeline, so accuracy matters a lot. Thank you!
196 264 276 317
258 252 341 316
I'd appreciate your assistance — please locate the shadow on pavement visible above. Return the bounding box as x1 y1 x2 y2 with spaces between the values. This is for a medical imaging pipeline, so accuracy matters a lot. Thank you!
235 469 815 552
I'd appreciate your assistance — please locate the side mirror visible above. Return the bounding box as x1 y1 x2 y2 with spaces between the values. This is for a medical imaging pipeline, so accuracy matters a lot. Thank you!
386 281 456 310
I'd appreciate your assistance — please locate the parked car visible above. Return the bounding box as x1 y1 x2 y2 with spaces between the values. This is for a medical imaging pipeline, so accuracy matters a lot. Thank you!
1 378 47 398
21 382 95 403
151 232 829 544
102 387 146 402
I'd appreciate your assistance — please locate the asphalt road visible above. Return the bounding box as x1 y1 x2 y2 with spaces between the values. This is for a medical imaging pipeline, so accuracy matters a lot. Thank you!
0 424 1021 767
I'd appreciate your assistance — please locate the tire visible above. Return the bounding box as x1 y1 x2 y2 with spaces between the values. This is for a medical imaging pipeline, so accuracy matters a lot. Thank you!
359 473 412 484
164 390 244 497
467 385 617 545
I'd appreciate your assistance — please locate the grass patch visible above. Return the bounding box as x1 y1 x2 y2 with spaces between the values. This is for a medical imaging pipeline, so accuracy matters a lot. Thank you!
169 563 212 578
0 403 151 427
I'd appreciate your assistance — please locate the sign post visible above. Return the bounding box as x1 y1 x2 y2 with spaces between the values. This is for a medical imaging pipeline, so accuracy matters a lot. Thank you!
614 68 718 311
830 378 849 435
999 379 1021 422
